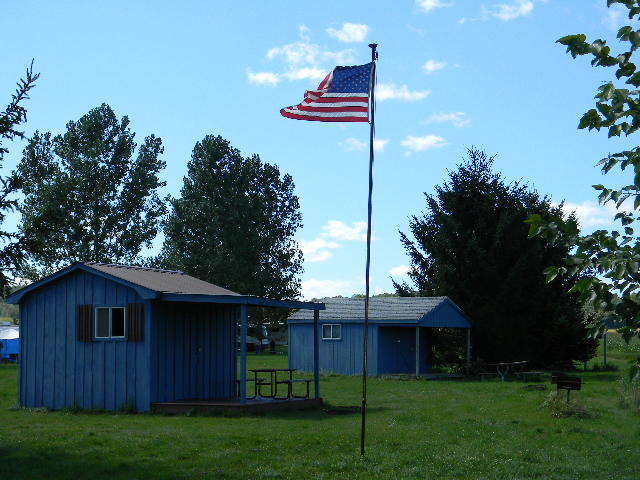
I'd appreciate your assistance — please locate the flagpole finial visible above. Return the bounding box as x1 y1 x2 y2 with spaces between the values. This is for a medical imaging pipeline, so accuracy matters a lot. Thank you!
368 43 378 61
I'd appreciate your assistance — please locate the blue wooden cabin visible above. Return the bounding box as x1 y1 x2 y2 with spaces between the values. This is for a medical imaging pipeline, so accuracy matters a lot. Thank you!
288 297 471 376
6 262 323 411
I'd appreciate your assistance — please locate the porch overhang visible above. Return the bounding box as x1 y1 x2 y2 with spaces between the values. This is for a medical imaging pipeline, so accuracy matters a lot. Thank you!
159 293 325 311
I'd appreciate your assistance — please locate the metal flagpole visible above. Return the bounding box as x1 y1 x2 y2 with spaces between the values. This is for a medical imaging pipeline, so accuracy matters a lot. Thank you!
361 42 377 457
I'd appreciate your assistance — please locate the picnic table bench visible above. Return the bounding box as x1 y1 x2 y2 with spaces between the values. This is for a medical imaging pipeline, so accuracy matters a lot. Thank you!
481 361 544 382
247 368 313 400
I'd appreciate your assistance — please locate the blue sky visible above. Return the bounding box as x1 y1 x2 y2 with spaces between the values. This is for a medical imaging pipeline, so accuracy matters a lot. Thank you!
2 0 637 298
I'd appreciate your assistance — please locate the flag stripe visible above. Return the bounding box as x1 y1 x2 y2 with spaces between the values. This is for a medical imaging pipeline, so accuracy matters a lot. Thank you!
296 105 368 113
280 110 369 122
304 101 368 108
304 97 368 104
281 108 368 118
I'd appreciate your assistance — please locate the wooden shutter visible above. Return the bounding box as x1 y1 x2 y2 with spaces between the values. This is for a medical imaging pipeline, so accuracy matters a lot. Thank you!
76 304 93 342
127 303 144 341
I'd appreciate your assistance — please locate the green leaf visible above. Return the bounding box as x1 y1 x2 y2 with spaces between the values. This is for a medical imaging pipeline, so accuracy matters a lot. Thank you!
618 25 633 40
609 124 623 137
557 33 586 45
616 62 637 79
579 109 602 130
544 266 559 283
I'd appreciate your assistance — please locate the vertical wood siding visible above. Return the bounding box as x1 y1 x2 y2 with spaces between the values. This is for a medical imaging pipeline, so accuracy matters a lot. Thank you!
19 270 150 411
152 302 236 402
289 322 378 375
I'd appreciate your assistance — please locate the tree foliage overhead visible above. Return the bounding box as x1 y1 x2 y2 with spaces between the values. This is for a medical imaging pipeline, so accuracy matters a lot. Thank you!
158 135 303 330
17 103 166 279
527 0 640 341
396 148 597 367
0 61 39 294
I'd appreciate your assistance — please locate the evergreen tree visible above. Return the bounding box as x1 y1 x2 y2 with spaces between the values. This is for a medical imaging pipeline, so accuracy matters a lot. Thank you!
158 135 303 332
17 104 166 279
0 61 39 294
395 148 597 367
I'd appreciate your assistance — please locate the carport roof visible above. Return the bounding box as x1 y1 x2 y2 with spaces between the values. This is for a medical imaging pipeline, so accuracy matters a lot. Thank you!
288 296 469 325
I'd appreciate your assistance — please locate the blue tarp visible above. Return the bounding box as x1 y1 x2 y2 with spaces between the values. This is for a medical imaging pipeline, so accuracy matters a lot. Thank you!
0 325 19 361
0 338 19 360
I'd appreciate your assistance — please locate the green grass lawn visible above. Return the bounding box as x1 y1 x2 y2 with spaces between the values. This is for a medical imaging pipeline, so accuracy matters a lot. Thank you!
0 337 639 480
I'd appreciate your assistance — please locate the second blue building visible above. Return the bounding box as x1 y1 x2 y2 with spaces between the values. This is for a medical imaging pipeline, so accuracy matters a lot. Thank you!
288 297 471 376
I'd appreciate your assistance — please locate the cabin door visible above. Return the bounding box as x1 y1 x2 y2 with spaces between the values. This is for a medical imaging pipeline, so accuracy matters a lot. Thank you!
189 315 205 400
378 327 414 374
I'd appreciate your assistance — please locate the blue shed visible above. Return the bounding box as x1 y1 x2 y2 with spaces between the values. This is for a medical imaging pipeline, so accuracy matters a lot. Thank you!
288 297 471 376
0 324 20 362
6 262 323 411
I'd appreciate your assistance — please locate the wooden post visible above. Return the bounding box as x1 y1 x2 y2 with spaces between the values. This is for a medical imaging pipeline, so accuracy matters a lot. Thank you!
239 304 248 404
313 309 320 399
415 326 420 377
603 330 608 367
466 329 472 368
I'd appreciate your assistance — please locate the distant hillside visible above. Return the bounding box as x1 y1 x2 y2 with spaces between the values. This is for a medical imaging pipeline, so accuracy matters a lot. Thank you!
0 300 18 324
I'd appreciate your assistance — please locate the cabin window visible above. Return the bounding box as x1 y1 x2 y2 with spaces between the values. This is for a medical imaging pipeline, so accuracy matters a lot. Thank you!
322 323 341 340
94 307 126 339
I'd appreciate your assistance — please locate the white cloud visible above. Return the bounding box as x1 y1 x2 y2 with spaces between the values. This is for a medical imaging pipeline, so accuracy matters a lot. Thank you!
299 238 341 263
341 137 367 151
247 71 280 86
377 82 431 102
250 25 355 85
322 220 367 241
489 0 534 21
423 59 447 74
389 265 411 276
282 67 327 81
300 220 368 265
555 201 618 229
416 0 453 13
326 23 369 43
401 134 447 153
302 278 360 299
267 41 354 68
340 138 389 152
424 111 470 128
602 4 627 31
374 139 389 152
460 0 542 23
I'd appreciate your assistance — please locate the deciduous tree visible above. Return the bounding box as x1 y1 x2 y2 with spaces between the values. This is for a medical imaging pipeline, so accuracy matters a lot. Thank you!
527 0 640 341
158 135 303 333
17 104 166 279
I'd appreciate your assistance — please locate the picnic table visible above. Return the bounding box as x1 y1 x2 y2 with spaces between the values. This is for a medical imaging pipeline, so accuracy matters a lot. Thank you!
247 368 312 400
485 361 529 381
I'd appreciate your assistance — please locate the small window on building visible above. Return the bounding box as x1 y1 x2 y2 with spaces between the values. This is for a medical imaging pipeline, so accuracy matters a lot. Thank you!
322 323 341 340
95 307 126 339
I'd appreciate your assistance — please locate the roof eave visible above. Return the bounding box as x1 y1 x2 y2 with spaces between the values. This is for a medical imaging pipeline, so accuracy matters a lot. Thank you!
6 262 159 304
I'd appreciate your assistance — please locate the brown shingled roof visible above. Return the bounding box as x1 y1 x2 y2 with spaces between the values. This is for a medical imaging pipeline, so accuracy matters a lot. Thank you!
83 262 239 296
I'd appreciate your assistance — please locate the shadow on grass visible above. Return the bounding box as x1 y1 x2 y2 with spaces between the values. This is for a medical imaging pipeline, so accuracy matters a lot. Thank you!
583 373 623 383
0 445 183 480
172 404 389 421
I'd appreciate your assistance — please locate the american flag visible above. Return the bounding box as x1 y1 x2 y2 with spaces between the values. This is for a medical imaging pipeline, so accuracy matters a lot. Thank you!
280 62 373 122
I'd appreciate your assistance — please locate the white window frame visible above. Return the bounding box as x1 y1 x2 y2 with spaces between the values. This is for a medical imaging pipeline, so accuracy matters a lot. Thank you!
94 306 127 340
322 323 341 340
